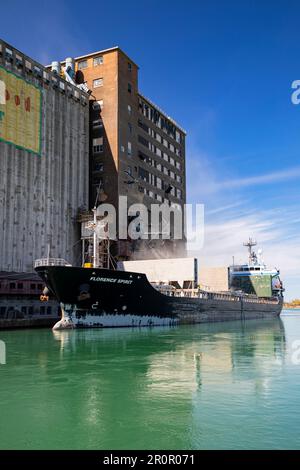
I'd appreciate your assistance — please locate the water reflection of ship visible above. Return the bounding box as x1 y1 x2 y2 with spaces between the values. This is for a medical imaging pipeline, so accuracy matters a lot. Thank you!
145 318 286 395
52 318 286 394
48 319 287 448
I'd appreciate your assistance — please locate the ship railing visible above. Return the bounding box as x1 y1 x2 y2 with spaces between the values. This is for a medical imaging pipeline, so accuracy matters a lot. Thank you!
242 296 280 305
157 285 280 304
171 289 280 304
171 289 240 301
34 258 72 268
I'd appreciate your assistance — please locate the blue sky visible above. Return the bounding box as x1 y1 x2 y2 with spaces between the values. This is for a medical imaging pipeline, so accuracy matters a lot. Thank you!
2 0 300 299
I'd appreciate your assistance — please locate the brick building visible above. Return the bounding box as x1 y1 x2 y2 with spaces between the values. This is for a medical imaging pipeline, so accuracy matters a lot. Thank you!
51 47 187 261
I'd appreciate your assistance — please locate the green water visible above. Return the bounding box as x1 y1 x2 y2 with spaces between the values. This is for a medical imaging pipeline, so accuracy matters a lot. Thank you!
0 313 300 450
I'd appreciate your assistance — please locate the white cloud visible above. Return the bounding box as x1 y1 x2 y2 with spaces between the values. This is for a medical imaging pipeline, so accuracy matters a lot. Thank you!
187 206 300 300
187 150 300 200
217 166 300 190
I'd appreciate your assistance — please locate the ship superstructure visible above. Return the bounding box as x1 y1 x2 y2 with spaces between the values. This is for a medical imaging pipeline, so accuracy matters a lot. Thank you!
229 238 284 298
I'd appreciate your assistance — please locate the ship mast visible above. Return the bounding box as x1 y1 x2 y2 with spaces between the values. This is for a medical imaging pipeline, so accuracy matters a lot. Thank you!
243 237 257 265
92 206 98 268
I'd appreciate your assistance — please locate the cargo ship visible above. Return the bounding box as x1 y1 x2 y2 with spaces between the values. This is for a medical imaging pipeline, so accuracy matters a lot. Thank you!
34 238 284 329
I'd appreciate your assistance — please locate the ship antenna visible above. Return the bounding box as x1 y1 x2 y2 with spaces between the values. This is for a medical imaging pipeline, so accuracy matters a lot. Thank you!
243 237 257 265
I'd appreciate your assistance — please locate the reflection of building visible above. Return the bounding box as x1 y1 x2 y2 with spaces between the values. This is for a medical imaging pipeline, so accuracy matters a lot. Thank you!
0 39 90 272
49 47 187 261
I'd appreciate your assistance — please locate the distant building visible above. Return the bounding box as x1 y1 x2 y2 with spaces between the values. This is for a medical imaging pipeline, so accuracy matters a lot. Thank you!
0 271 59 320
0 39 90 272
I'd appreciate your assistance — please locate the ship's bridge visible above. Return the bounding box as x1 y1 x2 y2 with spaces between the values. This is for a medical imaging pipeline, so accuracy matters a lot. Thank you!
229 264 279 276
229 238 284 298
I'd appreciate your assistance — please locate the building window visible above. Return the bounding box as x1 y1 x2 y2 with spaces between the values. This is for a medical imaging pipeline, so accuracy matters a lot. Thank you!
78 60 88 70
156 148 162 157
128 104 132 115
156 133 161 143
164 167 169 176
94 163 104 172
163 138 168 148
156 177 162 189
93 78 103 88
128 62 132 72
176 161 181 170
170 157 175 166
30 283 36 290
176 175 181 183
127 166 132 176
128 83 132 93
17 283 23 289
139 167 149 183
156 194 162 202
127 141 132 156
163 153 168 162
93 56 103 66
9 283 16 289
176 130 181 143
157 163 162 171
170 171 175 180
169 143 175 153
138 119 149 133
93 137 103 154
138 135 150 148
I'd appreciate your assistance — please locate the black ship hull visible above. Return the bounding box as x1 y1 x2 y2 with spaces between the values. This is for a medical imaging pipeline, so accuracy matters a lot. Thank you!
35 266 283 329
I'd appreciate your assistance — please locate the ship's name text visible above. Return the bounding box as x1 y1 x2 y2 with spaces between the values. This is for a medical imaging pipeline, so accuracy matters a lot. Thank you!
90 276 133 284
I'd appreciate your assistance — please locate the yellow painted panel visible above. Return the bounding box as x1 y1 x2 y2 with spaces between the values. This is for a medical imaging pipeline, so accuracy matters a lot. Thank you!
0 66 41 155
